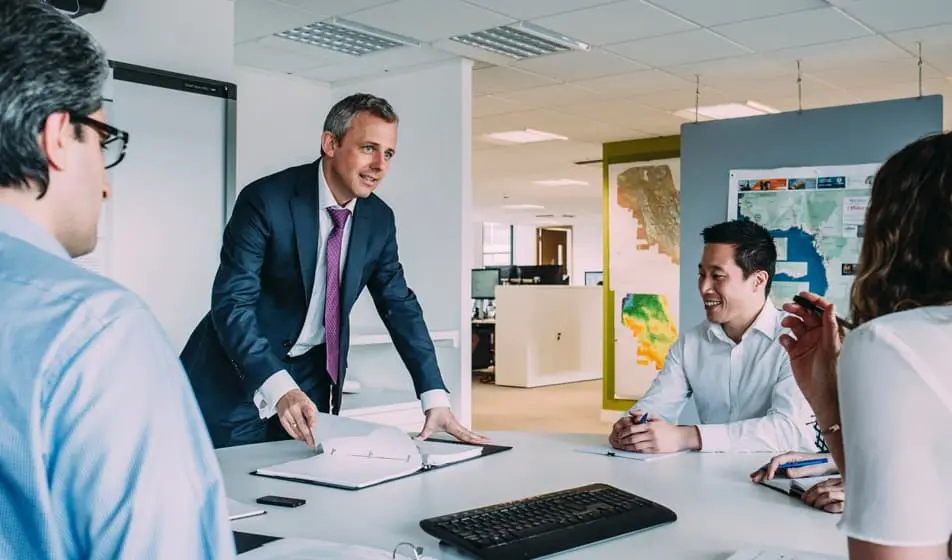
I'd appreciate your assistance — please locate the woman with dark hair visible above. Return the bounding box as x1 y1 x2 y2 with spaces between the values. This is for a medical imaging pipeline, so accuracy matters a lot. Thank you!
779 131 952 559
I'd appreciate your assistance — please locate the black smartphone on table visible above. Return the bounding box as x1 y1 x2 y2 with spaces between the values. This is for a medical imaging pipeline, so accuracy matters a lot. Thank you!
256 495 306 508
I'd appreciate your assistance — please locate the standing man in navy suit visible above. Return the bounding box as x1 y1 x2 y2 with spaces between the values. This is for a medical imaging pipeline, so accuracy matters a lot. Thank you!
181 93 485 449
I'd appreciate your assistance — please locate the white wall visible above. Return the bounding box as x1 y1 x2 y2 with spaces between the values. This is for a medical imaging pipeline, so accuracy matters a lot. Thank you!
330 60 474 427
234 67 332 190
512 224 536 265
78 0 234 82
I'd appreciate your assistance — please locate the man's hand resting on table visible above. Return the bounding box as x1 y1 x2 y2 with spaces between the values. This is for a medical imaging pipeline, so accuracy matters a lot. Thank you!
608 410 700 453
416 407 490 445
276 389 318 447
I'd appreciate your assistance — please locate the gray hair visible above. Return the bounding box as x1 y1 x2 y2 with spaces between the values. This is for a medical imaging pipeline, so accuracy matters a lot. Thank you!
322 93 398 155
0 0 109 198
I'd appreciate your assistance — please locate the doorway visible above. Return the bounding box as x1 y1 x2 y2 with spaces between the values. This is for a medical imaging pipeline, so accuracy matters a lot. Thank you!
536 226 572 282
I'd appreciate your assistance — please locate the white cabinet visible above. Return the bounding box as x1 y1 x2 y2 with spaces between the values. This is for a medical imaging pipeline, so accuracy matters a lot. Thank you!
493 286 602 387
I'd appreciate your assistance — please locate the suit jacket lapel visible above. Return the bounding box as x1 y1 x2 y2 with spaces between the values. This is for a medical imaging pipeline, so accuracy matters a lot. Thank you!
341 197 372 308
291 160 321 304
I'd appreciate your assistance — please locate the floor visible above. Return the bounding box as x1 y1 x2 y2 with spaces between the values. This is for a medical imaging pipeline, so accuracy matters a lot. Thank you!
470 377 614 435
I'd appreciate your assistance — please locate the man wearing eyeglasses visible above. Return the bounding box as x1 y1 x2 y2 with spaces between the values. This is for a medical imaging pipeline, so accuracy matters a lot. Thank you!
0 2 235 558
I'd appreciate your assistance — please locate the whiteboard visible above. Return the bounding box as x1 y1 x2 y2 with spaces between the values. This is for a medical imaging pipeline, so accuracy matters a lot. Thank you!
81 61 237 351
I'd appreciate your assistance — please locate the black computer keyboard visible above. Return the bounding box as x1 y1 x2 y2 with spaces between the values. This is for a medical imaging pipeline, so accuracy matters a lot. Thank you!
419 483 677 559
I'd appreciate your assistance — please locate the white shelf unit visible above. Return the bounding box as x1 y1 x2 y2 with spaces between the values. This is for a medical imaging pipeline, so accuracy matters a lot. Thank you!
342 329 459 431
351 330 459 348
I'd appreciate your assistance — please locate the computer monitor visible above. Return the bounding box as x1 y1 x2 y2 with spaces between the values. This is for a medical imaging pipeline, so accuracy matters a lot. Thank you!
471 268 500 299
584 271 603 286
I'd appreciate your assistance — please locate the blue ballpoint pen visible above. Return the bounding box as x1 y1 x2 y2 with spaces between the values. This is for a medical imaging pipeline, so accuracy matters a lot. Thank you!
757 457 829 472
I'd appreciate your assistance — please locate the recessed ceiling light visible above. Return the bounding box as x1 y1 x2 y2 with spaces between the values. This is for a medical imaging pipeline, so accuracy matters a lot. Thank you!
534 179 589 186
484 128 568 144
674 100 780 121
450 21 590 60
502 203 544 210
276 17 421 57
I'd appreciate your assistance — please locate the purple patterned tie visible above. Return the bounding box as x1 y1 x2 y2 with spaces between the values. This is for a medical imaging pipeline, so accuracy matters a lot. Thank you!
324 208 350 384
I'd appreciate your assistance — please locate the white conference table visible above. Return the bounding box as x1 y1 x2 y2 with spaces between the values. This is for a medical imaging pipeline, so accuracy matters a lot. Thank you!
217 431 847 559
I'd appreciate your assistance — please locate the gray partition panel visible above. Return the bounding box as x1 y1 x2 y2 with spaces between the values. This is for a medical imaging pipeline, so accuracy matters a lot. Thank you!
103 61 237 351
678 95 943 330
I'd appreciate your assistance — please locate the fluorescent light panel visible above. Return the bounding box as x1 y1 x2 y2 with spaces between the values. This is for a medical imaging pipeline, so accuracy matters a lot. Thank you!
276 17 420 57
485 128 568 144
503 204 544 210
450 21 590 60
675 101 780 121
534 179 588 186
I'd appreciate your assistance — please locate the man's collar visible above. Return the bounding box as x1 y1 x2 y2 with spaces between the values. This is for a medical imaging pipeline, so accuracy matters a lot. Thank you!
0 203 70 260
706 298 780 343
317 159 356 212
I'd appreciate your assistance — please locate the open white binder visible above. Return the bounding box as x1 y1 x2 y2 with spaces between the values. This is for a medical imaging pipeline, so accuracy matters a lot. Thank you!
253 414 484 490
237 536 435 559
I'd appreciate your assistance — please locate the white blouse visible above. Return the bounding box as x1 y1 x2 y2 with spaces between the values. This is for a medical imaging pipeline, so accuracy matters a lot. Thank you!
838 305 952 546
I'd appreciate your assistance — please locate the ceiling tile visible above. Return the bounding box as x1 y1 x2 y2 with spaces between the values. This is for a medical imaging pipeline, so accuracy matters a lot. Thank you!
570 69 693 98
889 23 952 55
530 0 698 47
473 95 531 118
768 35 911 71
713 7 871 52
234 0 323 42
836 0 952 33
296 45 453 82
806 57 943 89
511 49 649 82
556 100 686 131
769 89 862 112
472 66 559 95
665 54 791 82
711 74 844 101
345 0 514 41
646 0 828 26
461 0 621 20
627 87 735 111
607 29 750 67
494 84 603 107
849 78 950 103
273 0 394 16
235 41 327 72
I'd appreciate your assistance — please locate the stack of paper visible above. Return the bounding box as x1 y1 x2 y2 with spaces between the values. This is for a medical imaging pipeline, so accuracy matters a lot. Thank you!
227 499 266 521
237 537 436 559
727 546 845 559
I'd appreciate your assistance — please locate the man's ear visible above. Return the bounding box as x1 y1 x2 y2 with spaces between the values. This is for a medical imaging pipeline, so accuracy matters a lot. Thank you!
320 131 337 158
40 112 72 172
753 270 769 292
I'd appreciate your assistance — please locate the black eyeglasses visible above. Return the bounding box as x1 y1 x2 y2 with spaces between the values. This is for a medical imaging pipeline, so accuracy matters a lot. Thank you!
70 114 129 170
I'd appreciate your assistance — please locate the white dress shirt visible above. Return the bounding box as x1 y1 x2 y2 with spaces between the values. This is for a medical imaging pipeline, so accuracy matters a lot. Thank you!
254 161 450 418
837 305 952 547
629 299 817 453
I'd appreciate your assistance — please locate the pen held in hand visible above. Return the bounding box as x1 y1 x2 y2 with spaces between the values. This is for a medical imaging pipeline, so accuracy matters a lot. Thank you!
792 294 855 330
757 457 829 472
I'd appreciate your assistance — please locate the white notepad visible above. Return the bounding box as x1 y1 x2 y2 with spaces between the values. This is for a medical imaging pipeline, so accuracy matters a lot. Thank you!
727 546 845 559
254 414 483 490
237 537 437 559
575 445 687 462
227 498 266 521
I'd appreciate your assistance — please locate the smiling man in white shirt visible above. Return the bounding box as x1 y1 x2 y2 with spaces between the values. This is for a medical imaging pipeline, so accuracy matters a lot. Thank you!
609 220 817 454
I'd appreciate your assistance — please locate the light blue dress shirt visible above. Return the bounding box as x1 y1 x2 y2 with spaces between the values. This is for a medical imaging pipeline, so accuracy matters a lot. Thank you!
0 204 236 559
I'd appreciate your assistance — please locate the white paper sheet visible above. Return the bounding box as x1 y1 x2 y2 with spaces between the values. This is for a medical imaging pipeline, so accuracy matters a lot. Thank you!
237 537 436 559
727 546 845 560
575 445 687 462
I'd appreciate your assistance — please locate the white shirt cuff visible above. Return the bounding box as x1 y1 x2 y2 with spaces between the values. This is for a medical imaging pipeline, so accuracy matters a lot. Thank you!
696 423 730 453
253 369 299 419
420 389 450 412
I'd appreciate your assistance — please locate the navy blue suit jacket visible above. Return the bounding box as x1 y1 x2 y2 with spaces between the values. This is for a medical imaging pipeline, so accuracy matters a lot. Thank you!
181 159 446 444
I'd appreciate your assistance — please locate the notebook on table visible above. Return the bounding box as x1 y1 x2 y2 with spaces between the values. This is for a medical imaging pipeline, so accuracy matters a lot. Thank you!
727 546 845 559
575 445 688 462
759 475 839 498
251 414 511 490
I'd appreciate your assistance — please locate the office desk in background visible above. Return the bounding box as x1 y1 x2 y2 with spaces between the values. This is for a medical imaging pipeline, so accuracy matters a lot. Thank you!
218 432 847 559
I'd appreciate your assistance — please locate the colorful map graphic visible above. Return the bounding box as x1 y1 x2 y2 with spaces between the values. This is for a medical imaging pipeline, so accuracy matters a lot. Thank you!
620 293 678 371
616 164 681 265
